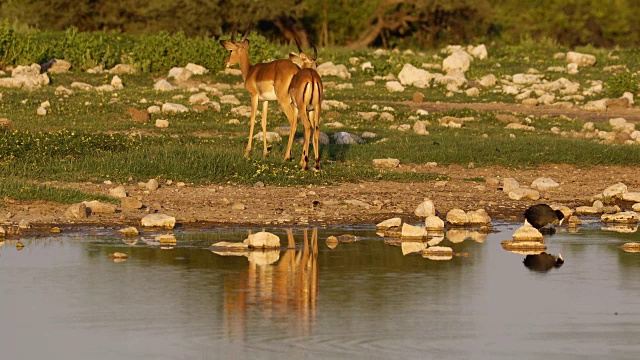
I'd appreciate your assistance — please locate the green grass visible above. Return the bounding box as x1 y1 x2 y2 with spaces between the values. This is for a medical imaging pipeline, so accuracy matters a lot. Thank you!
1 42 640 204
0 177 117 204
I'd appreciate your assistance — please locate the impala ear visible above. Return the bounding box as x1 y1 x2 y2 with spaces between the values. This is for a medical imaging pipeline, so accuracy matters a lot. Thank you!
220 40 234 50
289 53 304 67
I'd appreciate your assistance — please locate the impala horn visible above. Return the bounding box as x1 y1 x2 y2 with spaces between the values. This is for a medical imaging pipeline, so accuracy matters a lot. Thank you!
293 35 304 54
241 18 253 42
309 38 318 61
230 20 241 42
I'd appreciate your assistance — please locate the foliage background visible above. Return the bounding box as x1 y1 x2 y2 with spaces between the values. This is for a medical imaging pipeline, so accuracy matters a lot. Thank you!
0 0 639 48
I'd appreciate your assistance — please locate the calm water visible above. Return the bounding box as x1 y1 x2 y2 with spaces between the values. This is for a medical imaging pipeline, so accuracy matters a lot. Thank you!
1 223 639 360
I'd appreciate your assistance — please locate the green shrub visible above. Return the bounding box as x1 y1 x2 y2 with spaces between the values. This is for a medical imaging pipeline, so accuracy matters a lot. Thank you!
605 71 640 98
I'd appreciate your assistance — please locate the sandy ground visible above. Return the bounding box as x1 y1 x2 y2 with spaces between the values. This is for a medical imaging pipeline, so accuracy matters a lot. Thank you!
2 164 639 233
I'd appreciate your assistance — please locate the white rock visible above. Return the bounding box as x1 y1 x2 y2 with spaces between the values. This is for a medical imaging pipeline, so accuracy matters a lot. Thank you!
334 132 364 145
168 67 193 81
155 119 169 128
109 186 127 198
373 158 400 168
622 192 640 203
185 63 209 75
478 74 497 87
531 177 560 191
398 64 434 88
36 107 47 116
413 120 429 135
509 188 540 201
253 131 281 143
566 51 597 67
401 223 426 239
147 105 161 114
415 200 436 217
154 79 175 91
162 103 189 113
424 215 445 231
442 50 472 73
601 211 639 224
189 92 210 105
141 214 176 229
385 81 405 92
220 94 240 105
469 44 488 60
446 208 469 225
512 224 543 242
111 75 123 89
316 62 351 79
502 178 520 193
244 231 281 248
467 209 491 224
376 217 402 230
603 183 627 198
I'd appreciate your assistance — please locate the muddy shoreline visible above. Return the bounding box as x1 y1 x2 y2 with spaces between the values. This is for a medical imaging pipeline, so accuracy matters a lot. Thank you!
2 164 638 237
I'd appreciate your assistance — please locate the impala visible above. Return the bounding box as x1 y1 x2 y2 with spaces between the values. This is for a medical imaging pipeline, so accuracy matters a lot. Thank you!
288 39 324 170
219 25 300 160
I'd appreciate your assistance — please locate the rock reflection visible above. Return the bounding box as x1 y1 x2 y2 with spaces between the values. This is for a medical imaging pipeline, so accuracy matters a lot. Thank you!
401 240 426 255
223 228 319 339
601 224 638 233
446 229 488 243
523 252 564 272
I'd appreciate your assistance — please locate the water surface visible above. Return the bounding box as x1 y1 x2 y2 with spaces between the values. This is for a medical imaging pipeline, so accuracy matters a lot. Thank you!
1 224 639 359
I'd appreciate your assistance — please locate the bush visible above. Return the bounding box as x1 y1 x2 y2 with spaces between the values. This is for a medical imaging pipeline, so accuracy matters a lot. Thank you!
605 71 640 98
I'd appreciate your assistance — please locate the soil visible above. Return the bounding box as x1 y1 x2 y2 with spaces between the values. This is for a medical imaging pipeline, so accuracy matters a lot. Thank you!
2 164 639 233
2 102 639 233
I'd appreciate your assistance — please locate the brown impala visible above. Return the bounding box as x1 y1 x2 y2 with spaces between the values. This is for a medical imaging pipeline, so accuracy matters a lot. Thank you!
219 25 300 160
288 39 324 171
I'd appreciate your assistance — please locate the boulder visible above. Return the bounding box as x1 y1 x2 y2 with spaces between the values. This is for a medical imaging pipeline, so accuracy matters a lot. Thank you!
398 64 434 88
376 217 402 230
316 62 351 79
82 200 117 214
373 158 400 169
109 186 127 198
467 209 491 224
531 177 560 191
401 223 426 239
442 50 472 73
385 81 405 92
601 211 639 224
566 51 597 67
121 197 143 210
602 183 627 198
162 103 189 113
424 215 445 231
415 200 436 217
508 188 540 201
502 178 520 193
512 224 544 242
446 208 468 226
185 63 209 75
244 231 281 248
334 132 364 145
154 79 175 91
65 203 88 219
118 227 139 236
141 214 176 229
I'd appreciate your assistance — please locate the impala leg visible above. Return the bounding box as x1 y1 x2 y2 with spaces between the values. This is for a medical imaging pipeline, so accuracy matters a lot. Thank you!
245 95 259 157
261 100 269 158
300 106 311 170
311 109 321 171
280 99 297 162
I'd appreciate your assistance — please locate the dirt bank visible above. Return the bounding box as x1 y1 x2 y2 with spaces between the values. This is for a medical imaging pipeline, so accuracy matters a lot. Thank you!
2 164 638 233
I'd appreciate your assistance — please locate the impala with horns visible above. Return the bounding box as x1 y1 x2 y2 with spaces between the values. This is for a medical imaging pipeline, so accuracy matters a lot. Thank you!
288 38 324 170
219 24 300 160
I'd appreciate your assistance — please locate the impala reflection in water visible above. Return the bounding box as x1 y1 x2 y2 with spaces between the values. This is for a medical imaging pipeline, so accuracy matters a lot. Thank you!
221 228 319 339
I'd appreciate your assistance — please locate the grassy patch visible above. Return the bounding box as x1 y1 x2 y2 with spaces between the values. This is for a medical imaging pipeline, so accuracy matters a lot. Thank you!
0 177 116 204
